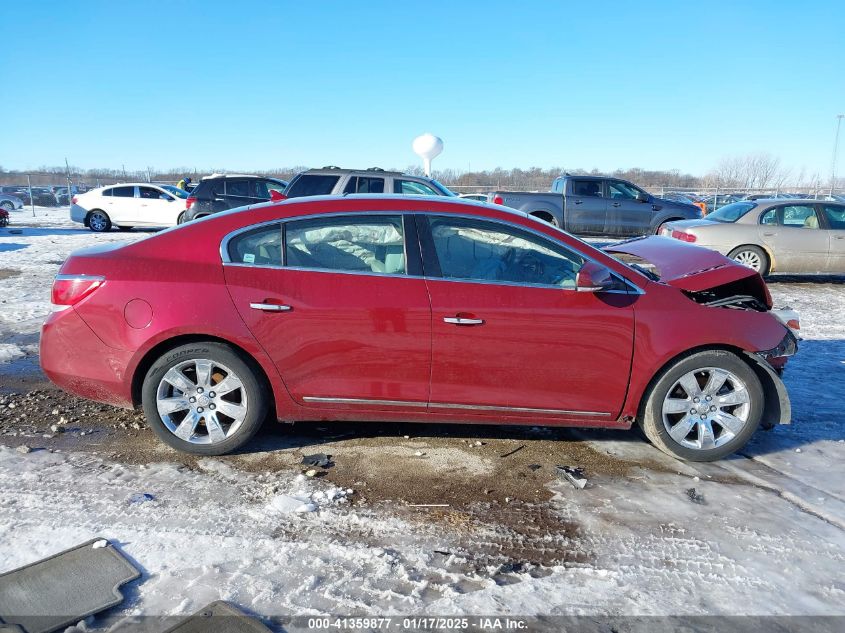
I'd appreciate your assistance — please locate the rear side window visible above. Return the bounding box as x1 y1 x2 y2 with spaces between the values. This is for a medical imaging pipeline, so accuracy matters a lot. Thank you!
226 180 250 197
285 175 340 198
112 186 135 198
285 215 406 274
343 177 385 194
227 224 282 266
393 179 438 196
822 205 845 229
571 180 602 197
780 205 819 229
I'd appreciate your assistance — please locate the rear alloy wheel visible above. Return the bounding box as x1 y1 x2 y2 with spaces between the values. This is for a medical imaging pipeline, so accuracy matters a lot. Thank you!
177 212 187 224
728 245 769 276
639 350 764 461
87 210 112 232
141 342 268 455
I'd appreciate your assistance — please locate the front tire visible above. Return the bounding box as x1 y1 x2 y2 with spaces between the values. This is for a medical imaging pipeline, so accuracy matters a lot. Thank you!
638 350 764 461
177 212 187 225
141 342 268 455
87 210 112 232
728 245 769 275
0 201 13 211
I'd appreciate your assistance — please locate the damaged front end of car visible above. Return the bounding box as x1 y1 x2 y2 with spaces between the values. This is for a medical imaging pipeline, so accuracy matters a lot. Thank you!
605 236 798 429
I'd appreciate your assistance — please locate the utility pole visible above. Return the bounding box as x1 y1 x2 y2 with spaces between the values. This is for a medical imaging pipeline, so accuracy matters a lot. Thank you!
831 114 844 196
27 174 35 217
64 158 72 206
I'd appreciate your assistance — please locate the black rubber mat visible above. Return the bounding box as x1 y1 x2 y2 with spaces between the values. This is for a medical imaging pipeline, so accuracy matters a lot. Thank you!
162 601 272 633
0 538 140 633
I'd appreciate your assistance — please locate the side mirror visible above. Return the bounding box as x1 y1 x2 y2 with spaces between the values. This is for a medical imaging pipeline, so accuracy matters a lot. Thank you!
636 191 650 202
576 261 616 292
270 190 287 202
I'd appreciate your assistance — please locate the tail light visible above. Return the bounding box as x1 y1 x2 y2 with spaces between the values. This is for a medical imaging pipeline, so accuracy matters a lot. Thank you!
186 196 197 210
71 196 78 205
786 319 800 331
671 230 697 243
51 274 105 309
492 195 504 205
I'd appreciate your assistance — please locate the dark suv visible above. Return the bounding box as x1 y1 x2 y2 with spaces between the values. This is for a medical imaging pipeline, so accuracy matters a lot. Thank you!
182 174 289 222
283 167 455 199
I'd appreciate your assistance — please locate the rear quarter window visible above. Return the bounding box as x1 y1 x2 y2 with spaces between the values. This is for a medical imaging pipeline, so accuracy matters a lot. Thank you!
285 175 340 198
227 224 282 266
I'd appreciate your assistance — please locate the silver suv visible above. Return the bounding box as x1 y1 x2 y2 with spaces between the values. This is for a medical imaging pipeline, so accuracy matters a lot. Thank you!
284 167 455 198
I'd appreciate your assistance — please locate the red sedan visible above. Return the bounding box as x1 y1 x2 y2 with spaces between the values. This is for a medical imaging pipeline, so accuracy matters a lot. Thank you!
40 196 796 461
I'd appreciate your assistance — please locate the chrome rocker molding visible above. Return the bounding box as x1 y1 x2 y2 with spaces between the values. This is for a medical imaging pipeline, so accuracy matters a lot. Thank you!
301 396 611 417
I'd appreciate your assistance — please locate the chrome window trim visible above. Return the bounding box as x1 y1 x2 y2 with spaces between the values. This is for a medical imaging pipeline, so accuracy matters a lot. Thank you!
302 396 610 417
219 209 646 295
55 274 106 281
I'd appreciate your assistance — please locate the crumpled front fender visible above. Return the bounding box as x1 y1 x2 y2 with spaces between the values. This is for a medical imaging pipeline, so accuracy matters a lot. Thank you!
743 351 792 428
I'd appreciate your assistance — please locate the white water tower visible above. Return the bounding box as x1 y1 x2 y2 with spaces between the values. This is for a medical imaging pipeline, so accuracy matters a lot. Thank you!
412 133 443 177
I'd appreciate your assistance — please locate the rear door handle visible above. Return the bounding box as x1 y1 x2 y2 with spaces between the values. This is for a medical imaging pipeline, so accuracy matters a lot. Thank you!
250 303 292 312
612 202 621 207
443 316 484 326
574 199 583 205
835 235 845 240
763 232 776 236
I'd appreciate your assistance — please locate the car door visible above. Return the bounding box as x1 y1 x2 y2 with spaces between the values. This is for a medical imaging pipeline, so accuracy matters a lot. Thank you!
137 186 177 226
565 179 607 234
418 214 635 419
821 203 845 273
223 214 432 409
757 204 829 272
606 179 653 236
108 185 137 224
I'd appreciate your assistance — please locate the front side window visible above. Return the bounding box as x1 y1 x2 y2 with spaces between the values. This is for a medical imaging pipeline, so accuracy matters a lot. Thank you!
285 215 406 274
139 186 164 200
227 224 282 265
571 180 602 198
394 179 439 196
780 205 819 229
426 216 584 288
822 204 845 229
112 186 135 198
607 180 642 200
285 175 340 198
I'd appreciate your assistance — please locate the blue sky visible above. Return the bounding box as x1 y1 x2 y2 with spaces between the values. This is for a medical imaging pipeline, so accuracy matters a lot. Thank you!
1 1 843 177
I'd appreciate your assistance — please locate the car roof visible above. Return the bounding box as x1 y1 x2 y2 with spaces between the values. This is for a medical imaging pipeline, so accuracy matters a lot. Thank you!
753 198 838 206
300 167 407 176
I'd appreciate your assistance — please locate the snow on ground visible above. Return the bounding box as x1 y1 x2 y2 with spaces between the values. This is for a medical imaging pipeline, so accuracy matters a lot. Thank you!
0 209 844 625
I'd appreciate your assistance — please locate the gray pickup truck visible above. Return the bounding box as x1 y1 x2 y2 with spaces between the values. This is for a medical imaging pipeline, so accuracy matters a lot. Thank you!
488 175 701 237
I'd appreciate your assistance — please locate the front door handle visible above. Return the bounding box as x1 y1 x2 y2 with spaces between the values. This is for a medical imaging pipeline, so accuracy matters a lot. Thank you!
250 303 292 312
834 235 845 240
763 232 776 237
443 316 484 326
611 202 621 207
574 199 583 205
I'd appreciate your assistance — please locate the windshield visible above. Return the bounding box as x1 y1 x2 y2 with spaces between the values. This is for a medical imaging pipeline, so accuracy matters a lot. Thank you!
707 201 756 223
161 185 188 198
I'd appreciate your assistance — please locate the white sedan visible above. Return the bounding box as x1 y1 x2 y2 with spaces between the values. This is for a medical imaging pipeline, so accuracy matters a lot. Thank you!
70 183 189 232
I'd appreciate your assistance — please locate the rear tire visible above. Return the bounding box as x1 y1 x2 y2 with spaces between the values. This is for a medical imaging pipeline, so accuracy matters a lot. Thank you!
87 210 112 232
177 212 187 224
0 201 13 212
530 211 559 227
141 342 268 456
728 245 769 276
638 350 764 462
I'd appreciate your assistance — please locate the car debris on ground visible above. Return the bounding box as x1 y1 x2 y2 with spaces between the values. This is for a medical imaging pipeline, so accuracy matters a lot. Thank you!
556 465 588 489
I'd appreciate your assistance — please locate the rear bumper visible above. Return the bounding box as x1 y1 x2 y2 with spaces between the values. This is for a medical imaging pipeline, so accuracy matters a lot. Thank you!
40 308 135 408
69 204 87 224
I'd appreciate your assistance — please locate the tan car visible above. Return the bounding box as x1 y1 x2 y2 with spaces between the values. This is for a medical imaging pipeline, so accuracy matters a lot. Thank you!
660 199 845 275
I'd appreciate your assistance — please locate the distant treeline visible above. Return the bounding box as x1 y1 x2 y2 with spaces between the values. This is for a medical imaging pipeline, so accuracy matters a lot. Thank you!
0 155 834 193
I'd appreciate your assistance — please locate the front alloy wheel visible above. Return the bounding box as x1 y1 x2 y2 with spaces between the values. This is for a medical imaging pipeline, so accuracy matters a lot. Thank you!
142 342 268 455
661 367 751 450
639 350 764 461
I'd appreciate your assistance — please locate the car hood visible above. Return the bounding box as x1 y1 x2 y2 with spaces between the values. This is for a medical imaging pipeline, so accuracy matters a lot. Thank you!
604 236 766 296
